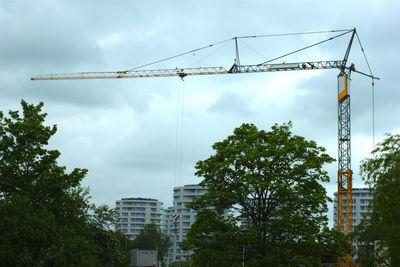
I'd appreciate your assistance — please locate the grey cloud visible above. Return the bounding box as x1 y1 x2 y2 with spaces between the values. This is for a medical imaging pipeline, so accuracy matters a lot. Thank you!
1 0 399 224
209 91 255 117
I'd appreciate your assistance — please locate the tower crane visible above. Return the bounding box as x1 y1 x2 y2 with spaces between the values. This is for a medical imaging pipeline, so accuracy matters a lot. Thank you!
31 28 379 266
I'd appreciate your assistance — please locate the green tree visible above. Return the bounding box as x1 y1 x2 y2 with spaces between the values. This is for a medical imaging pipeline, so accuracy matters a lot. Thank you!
131 224 171 265
181 209 244 267
183 122 351 266
354 133 400 266
0 100 125 266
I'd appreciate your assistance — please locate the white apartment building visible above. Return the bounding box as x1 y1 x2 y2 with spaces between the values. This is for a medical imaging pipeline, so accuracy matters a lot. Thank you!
116 197 163 240
333 187 373 230
163 184 206 266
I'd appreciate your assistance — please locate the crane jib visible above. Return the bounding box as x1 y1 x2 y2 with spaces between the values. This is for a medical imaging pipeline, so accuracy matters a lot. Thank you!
31 61 344 80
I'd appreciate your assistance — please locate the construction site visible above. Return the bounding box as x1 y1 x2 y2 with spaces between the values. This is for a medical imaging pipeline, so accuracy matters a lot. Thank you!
30 27 382 266
2 2 399 267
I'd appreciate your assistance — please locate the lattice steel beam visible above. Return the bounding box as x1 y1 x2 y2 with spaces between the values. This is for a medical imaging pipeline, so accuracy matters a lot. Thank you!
337 74 353 267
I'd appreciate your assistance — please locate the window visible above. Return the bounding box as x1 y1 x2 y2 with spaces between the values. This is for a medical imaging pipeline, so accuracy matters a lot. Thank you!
132 202 146 206
131 218 145 222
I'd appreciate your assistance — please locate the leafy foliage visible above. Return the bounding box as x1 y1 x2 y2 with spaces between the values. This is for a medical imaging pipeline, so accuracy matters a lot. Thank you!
354 133 400 266
0 100 125 266
184 122 351 266
181 209 243 266
131 224 171 264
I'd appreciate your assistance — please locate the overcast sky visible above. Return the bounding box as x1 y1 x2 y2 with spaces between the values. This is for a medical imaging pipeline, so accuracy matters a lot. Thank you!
1 0 399 227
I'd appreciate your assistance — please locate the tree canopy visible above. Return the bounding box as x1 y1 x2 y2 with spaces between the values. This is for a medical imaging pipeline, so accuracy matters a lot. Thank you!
0 100 126 266
182 122 351 266
354 133 400 266
130 223 171 265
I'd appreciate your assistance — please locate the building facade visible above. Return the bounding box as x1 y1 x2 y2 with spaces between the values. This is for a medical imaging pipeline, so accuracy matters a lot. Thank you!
163 184 206 266
333 187 373 230
116 197 163 240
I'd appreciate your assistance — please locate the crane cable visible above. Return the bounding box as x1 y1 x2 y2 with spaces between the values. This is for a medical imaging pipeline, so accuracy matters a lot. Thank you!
178 81 185 187
126 29 352 71
189 40 232 67
355 31 376 148
259 30 353 65
235 29 353 39
126 38 232 71
238 38 269 61
174 80 185 187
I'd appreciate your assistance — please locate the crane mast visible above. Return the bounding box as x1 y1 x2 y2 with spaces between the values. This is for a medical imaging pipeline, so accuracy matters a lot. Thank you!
31 28 379 267
336 29 356 267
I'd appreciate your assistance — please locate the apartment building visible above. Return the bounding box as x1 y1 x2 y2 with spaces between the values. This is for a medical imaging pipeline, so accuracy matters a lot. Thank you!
163 184 206 266
116 197 163 240
333 187 373 230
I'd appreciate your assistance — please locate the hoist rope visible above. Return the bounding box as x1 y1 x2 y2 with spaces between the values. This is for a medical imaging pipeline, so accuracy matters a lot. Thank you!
174 80 185 187
178 81 185 187
173 82 180 187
